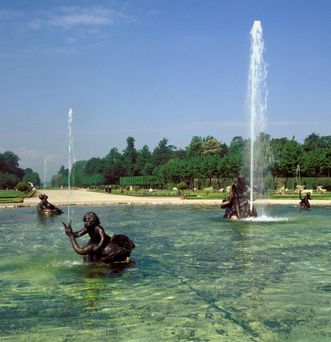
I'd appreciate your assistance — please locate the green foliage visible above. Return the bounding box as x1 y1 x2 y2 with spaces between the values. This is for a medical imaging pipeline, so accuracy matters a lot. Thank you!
16 181 31 192
177 182 187 191
0 152 39 189
202 136 222 155
47 133 331 190
120 176 160 186
186 136 204 157
23 168 41 186
152 138 176 167
135 145 153 176
0 172 18 189
122 136 138 176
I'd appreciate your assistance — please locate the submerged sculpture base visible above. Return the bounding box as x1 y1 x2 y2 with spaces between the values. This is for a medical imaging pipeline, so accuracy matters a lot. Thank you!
38 208 63 216
222 197 257 220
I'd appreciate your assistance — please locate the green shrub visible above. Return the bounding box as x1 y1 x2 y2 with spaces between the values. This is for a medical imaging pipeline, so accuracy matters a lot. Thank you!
16 181 31 193
177 182 188 191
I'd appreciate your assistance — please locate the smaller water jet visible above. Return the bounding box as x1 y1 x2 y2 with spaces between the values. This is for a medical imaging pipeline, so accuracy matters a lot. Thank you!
43 157 47 189
67 108 74 221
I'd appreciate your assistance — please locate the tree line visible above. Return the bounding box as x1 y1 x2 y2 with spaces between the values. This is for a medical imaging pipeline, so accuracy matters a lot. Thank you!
0 151 41 189
51 133 331 190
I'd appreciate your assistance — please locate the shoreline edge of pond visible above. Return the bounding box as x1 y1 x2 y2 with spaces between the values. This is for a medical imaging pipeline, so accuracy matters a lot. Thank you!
1 189 331 208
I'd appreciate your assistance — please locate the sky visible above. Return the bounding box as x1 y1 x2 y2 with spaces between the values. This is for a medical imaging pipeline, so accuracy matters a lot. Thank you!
0 0 330 180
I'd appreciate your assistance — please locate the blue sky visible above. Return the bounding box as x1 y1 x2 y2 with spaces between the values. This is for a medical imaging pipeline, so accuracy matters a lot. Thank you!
0 0 330 179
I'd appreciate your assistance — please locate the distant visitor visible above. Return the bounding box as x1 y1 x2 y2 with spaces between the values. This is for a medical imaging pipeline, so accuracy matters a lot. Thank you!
63 212 135 264
299 191 311 209
221 177 257 220
37 193 63 216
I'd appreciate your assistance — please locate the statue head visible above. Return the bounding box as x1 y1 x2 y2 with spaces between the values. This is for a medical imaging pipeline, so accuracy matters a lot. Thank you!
83 212 100 228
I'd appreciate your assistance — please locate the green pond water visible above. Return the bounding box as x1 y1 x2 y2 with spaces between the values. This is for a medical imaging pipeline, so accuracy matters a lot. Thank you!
0 205 330 341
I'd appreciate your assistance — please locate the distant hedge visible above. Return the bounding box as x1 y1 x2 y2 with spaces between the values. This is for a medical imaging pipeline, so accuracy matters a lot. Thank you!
276 177 331 190
120 176 161 186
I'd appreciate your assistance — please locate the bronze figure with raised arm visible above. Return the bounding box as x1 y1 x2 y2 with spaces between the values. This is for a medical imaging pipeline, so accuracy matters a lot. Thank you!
63 212 135 264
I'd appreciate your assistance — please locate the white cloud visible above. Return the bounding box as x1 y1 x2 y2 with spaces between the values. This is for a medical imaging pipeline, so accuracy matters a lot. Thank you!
1 6 129 32
49 7 114 29
26 6 128 31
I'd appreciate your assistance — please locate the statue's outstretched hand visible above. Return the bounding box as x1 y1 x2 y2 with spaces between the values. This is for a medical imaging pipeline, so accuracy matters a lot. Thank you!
62 221 73 236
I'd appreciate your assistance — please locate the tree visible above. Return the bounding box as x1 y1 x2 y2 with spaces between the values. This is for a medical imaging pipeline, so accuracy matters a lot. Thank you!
103 148 126 184
0 151 20 173
85 157 103 176
136 145 153 176
122 136 137 176
201 155 218 186
270 138 303 188
23 168 41 186
51 165 69 187
152 138 176 167
202 136 222 156
303 133 320 152
71 160 87 186
186 136 204 158
0 172 17 189
303 148 328 179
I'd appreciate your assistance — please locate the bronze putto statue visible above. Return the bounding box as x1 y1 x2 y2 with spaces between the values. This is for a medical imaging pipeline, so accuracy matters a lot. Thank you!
63 212 135 264
37 193 63 216
221 177 257 220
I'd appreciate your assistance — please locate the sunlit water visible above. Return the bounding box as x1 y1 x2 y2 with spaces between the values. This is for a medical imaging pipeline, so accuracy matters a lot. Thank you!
0 205 330 341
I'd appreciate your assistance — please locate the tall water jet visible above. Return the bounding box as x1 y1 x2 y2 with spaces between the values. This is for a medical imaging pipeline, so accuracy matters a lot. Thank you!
248 20 268 211
43 157 47 189
67 108 74 221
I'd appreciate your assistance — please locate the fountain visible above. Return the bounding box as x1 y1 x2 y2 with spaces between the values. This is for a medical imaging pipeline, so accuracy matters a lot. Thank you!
67 108 74 221
43 156 47 189
248 20 268 211
221 20 268 220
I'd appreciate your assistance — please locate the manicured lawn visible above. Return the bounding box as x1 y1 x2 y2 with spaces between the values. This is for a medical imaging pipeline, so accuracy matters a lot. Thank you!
0 190 21 198
0 190 35 203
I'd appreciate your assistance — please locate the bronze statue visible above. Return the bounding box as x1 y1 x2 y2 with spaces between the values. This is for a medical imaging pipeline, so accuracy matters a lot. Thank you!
299 191 311 209
37 193 63 216
63 212 135 264
221 177 257 220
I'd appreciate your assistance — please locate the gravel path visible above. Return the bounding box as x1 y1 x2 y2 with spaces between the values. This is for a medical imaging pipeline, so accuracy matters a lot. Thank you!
1 189 330 208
